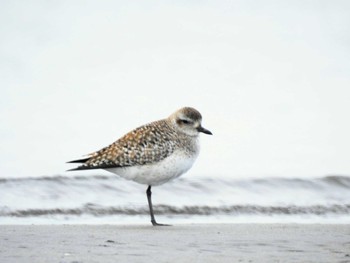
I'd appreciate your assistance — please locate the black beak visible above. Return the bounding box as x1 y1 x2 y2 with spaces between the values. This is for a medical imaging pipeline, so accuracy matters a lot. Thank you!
197 126 213 135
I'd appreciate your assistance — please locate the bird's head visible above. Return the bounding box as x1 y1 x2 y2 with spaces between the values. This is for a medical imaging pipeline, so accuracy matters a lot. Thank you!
169 107 212 137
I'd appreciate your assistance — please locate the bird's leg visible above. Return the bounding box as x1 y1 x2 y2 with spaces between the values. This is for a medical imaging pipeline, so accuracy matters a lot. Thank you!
146 185 170 226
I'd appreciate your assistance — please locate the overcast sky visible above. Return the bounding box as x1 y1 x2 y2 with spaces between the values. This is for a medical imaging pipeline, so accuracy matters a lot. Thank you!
1 0 350 179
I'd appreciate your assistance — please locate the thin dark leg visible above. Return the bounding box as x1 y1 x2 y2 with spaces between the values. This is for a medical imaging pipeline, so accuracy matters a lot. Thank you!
146 185 170 226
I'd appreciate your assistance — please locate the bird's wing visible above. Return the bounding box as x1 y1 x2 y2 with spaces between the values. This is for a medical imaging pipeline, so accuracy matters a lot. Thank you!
67 120 177 171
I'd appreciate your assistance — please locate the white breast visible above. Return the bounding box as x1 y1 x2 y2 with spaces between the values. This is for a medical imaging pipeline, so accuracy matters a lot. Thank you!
105 149 199 186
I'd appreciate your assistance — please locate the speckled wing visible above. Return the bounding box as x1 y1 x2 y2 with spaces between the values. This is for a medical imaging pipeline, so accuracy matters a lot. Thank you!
67 120 178 171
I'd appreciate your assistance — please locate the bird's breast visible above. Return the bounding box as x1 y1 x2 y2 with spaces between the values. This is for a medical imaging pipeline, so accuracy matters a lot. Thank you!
105 146 199 186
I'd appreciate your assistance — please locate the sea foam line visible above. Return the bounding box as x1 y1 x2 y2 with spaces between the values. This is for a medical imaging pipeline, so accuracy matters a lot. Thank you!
2 204 350 217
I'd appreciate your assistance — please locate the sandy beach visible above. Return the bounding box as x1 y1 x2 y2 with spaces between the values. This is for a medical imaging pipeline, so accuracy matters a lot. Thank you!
0 224 349 263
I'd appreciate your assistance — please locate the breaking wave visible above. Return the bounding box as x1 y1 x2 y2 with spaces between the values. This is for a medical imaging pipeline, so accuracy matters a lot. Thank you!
1 174 350 221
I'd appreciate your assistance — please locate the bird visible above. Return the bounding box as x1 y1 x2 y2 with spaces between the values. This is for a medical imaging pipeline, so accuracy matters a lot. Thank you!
67 107 212 226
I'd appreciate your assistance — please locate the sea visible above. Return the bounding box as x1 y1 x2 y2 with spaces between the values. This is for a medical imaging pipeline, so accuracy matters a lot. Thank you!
1 175 349 224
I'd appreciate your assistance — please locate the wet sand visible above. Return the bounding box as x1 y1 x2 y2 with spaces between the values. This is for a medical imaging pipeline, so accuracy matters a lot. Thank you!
0 224 349 263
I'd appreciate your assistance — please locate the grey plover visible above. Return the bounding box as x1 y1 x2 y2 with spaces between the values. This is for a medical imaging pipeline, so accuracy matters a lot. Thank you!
67 107 212 226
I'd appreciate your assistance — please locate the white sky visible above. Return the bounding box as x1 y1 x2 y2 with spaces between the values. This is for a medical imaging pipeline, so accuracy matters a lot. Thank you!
1 0 350 178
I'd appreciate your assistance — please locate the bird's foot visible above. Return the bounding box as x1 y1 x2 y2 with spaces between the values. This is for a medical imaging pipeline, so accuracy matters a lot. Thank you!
151 220 171 226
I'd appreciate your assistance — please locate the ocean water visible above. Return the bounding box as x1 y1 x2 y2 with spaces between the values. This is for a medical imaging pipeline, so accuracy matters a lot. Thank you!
1 175 349 224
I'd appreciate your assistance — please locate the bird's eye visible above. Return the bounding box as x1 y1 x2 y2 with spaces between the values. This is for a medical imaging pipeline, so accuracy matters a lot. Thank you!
181 119 190 124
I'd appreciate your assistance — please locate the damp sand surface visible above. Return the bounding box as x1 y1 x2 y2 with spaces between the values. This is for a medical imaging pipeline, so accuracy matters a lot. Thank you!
0 224 349 263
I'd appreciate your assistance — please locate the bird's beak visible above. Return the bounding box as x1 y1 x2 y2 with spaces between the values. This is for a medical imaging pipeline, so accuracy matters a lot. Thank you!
197 126 213 135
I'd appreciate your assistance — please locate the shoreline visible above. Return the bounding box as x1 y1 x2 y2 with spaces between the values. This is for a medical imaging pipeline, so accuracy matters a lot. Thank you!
1 224 349 262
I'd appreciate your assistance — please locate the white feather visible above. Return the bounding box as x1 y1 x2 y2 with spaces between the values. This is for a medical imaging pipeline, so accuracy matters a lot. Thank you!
105 149 199 186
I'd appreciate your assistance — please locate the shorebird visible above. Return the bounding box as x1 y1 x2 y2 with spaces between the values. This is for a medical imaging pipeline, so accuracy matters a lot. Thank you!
67 107 212 226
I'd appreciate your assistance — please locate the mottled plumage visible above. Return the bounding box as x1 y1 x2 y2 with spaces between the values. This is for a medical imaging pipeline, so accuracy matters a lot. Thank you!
67 107 212 226
69 120 178 170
